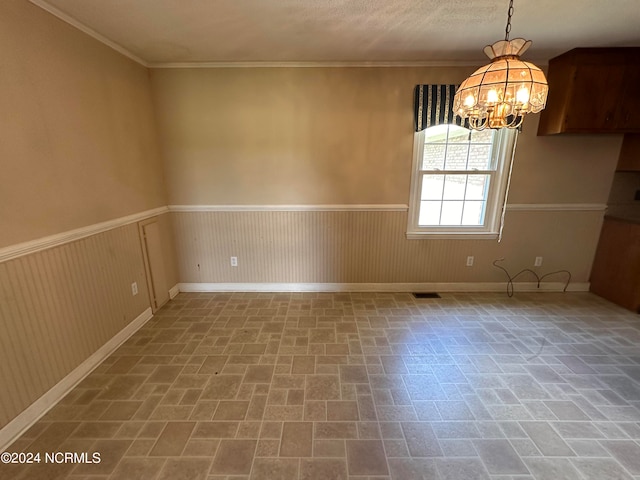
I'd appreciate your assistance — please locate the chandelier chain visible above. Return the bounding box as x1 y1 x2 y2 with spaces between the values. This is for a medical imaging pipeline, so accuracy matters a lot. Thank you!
505 0 514 41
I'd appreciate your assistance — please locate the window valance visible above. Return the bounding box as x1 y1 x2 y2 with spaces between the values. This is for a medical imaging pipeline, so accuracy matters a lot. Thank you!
414 84 469 132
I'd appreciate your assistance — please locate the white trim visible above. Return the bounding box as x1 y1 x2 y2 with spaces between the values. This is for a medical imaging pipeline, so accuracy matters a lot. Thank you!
168 204 607 214
169 284 180 300
179 282 589 293
0 307 153 453
506 203 607 212
168 204 409 212
407 133 425 234
29 0 148 67
0 207 169 264
406 233 499 240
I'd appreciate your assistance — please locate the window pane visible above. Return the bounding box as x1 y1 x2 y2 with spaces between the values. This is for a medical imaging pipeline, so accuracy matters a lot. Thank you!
419 201 442 225
421 175 444 200
470 129 494 143
440 201 464 225
461 201 486 225
465 175 490 200
411 127 516 233
444 144 469 170
424 124 449 143
467 144 493 170
423 144 445 170
443 174 466 200
447 125 471 143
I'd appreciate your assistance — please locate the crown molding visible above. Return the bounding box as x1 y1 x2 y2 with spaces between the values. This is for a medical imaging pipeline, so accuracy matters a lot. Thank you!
29 0 149 67
148 60 487 69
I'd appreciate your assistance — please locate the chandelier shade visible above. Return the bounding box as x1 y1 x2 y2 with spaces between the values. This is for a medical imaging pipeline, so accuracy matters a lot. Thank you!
453 3 549 130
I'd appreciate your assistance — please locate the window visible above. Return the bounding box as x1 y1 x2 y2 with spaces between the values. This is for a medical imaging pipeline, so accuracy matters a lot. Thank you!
407 124 517 239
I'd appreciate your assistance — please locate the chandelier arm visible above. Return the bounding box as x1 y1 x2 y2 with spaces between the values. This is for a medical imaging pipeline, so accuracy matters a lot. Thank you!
507 114 524 129
515 115 524 128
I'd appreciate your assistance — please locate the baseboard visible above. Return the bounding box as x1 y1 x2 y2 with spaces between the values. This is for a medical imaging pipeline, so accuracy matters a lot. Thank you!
0 307 153 453
178 282 590 293
169 284 180 299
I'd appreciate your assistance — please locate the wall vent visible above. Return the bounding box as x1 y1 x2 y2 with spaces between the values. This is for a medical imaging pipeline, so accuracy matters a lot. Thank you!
413 292 441 299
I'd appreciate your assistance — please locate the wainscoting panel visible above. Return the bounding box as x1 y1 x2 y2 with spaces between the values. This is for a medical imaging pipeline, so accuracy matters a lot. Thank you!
171 208 604 286
0 223 149 430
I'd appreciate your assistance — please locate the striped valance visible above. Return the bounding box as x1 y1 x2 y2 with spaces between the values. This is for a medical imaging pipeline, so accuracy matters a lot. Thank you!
414 84 469 132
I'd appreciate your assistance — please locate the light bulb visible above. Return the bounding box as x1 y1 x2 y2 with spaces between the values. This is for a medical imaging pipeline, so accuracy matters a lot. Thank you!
486 89 499 104
516 86 530 104
464 94 475 107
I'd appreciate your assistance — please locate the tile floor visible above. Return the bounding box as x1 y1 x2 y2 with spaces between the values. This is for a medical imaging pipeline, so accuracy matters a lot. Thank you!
3 291 640 479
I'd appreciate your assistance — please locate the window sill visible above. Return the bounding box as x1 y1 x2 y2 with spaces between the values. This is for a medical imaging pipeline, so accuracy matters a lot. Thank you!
406 232 499 240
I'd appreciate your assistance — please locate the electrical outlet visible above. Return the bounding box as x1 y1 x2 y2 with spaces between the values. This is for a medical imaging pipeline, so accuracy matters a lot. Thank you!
131 282 138 296
534 256 543 267
230 256 238 267
466 256 474 267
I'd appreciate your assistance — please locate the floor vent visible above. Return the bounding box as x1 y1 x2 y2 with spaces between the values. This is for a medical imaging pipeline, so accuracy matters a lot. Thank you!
413 292 441 299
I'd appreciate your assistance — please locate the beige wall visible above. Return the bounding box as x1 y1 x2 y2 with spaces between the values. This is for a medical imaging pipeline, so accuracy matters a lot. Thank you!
510 115 621 204
0 2 178 434
0 1 167 248
150 67 470 205
152 66 621 284
150 67 621 206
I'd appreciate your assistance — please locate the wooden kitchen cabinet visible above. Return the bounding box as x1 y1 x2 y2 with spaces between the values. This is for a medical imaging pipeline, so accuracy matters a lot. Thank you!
617 134 640 171
538 48 640 135
618 64 640 131
590 217 640 312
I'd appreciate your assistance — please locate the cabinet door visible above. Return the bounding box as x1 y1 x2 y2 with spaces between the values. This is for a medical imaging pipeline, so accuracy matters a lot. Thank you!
617 134 640 171
564 64 626 132
590 218 640 312
617 64 640 130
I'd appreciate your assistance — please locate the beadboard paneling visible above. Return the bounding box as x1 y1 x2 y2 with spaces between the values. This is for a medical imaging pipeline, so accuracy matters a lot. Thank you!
0 223 149 429
172 209 604 285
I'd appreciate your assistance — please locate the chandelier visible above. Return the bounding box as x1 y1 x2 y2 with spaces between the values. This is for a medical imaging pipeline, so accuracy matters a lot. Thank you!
453 0 549 130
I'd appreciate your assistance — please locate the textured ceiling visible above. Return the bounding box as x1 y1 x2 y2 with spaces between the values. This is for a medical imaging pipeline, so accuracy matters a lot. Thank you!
31 0 640 65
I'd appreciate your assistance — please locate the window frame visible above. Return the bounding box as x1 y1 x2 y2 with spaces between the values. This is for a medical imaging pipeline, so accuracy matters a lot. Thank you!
406 125 517 239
